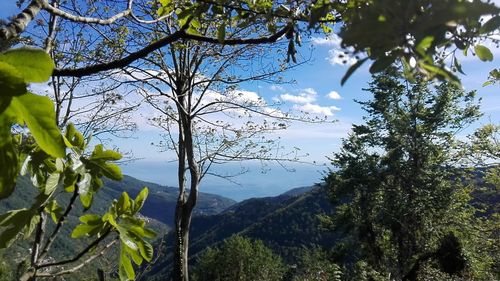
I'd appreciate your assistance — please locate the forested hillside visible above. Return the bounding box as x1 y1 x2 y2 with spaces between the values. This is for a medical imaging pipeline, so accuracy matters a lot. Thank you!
0 0 498 280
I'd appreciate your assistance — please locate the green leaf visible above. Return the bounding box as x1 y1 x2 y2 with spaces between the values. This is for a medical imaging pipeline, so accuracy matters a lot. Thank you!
0 209 31 248
99 162 123 181
80 193 93 210
22 215 40 239
44 200 63 223
90 144 122 161
133 187 149 214
71 224 99 238
124 241 144 265
79 214 102 224
369 56 395 74
0 61 26 98
341 58 368 86
0 48 55 83
118 192 131 213
474 44 493 62
139 240 154 262
0 141 18 199
416 36 434 55
118 229 138 251
44 172 60 195
10 93 65 158
119 247 135 281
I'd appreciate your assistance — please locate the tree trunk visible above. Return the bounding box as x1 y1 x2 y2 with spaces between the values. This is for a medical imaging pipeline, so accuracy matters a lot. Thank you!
171 93 200 281
172 201 195 281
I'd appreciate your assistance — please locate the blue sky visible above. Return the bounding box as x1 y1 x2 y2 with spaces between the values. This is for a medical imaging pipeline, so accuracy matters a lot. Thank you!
1 1 499 201
116 34 499 201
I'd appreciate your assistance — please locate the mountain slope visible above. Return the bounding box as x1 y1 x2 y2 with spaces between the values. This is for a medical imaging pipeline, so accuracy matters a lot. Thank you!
102 175 236 226
144 185 336 280
0 174 236 280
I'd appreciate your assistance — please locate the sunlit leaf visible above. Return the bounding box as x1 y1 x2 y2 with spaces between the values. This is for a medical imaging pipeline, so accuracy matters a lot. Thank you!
9 93 65 158
0 48 55 83
0 61 26 97
474 45 493 62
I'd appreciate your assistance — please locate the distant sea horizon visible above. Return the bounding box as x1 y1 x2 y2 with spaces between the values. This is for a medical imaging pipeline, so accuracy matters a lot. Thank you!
120 160 327 201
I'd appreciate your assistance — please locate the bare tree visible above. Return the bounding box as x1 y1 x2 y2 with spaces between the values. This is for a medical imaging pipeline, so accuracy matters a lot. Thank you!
113 9 323 277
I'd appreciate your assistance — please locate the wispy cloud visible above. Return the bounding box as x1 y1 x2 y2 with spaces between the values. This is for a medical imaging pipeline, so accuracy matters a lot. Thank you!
295 103 341 116
270 85 285 91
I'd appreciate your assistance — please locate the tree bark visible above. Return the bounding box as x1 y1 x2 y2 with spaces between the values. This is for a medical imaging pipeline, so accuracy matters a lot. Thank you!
172 92 200 281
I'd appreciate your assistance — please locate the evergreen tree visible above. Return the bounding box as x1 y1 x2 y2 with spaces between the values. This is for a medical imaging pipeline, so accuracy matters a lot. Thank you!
325 68 488 280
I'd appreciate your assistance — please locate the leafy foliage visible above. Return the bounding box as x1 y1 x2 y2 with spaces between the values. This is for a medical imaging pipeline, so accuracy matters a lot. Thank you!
0 47 154 280
324 68 496 280
192 235 286 281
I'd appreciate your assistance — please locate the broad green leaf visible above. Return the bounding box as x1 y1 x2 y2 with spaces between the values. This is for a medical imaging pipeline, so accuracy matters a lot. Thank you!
44 172 60 195
416 36 434 55
90 144 122 161
22 214 40 239
341 58 368 86
141 241 154 262
63 169 78 192
0 61 26 97
119 247 135 281
453 59 466 75
369 56 395 74
99 162 123 181
71 224 99 238
44 200 63 223
0 209 30 248
474 45 493 62
0 141 18 199
79 214 102 224
133 187 149 214
124 242 143 265
117 192 131 213
10 93 65 158
118 227 138 251
0 48 55 83
80 193 93 209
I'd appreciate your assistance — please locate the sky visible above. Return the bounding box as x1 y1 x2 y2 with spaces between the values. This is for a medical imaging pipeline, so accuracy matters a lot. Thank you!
1 1 499 201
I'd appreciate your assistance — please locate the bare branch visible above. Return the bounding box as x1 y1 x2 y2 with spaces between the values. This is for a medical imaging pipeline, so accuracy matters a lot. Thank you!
53 24 291 77
36 238 118 277
40 0 132 25
37 229 112 269
0 0 43 41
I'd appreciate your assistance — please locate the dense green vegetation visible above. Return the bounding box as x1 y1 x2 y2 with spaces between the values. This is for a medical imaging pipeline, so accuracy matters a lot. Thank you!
0 0 499 280
192 235 286 281
323 70 499 280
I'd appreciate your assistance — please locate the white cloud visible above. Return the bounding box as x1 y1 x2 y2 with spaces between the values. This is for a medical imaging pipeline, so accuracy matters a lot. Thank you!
280 88 317 104
295 103 341 116
280 93 315 104
327 91 342 100
327 49 358 66
311 35 342 47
